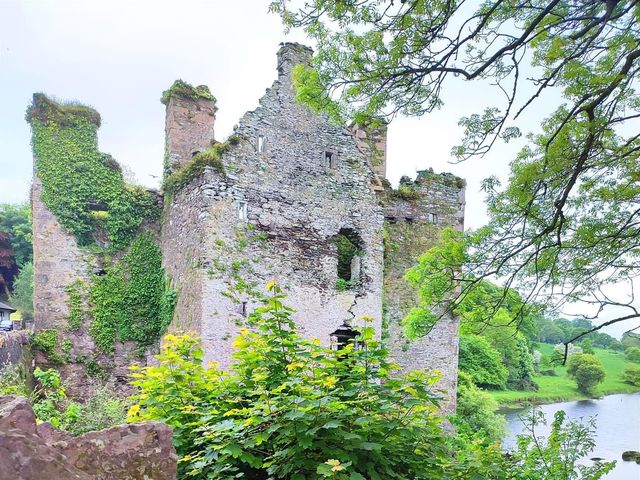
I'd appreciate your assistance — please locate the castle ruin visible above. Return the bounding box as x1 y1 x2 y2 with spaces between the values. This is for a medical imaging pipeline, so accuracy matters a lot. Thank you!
29 43 465 412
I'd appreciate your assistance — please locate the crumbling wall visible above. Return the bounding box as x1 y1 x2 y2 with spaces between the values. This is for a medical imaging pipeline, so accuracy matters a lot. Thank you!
163 82 216 173
163 43 385 368
29 96 165 399
382 170 465 414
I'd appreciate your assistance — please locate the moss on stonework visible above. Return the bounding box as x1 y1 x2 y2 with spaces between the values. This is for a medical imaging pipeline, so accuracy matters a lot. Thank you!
163 137 241 194
389 185 423 201
161 79 216 105
32 329 67 364
26 93 101 127
415 169 466 189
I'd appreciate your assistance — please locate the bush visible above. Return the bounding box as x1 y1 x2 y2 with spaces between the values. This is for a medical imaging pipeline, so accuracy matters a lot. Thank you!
28 367 128 434
0 363 30 396
625 346 640 363
567 354 606 395
510 410 614 479
453 371 506 443
130 283 455 479
622 365 640 386
458 334 508 389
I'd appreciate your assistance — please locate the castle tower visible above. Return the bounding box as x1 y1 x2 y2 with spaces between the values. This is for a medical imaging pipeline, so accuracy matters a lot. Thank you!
162 43 385 369
163 81 217 173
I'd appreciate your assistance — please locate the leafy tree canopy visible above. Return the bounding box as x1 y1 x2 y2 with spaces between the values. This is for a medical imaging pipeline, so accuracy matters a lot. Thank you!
272 0 640 340
0 203 32 267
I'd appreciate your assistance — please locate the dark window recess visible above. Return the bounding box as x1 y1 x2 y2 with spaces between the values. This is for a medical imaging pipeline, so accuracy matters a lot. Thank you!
330 321 361 350
241 301 248 317
430 213 438 224
335 228 363 286
324 151 336 169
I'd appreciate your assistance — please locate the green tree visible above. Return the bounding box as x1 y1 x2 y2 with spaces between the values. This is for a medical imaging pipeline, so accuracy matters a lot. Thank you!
272 0 640 341
621 364 640 386
512 410 614 479
567 353 606 395
453 371 506 442
0 203 32 267
458 334 508 389
625 346 640 363
580 339 595 355
10 261 33 320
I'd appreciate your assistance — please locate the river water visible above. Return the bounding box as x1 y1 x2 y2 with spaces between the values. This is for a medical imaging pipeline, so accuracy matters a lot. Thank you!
502 393 640 479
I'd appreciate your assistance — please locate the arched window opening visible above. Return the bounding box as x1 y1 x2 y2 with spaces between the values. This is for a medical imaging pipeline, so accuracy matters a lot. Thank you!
335 228 363 290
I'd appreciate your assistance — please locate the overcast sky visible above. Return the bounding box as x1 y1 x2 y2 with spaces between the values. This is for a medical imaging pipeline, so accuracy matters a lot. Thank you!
0 0 635 337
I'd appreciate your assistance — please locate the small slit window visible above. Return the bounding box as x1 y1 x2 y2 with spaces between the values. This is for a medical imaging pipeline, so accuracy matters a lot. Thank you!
324 151 336 169
257 135 265 153
238 201 248 221
429 213 438 224
241 301 248 317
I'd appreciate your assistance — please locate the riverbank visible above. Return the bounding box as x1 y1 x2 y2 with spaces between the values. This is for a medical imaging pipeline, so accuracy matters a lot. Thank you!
490 345 640 408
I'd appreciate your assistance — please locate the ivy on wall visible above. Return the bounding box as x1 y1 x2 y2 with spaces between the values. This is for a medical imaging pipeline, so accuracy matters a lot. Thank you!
89 233 176 353
27 94 159 250
27 94 176 360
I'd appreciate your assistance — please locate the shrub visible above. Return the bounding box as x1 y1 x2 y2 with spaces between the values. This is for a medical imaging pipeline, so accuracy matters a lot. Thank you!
130 283 454 479
625 346 640 363
65 386 130 436
30 367 128 434
622 365 640 387
510 410 614 479
567 353 606 395
0 363 30 396
458 334 508 389
453 371 506 442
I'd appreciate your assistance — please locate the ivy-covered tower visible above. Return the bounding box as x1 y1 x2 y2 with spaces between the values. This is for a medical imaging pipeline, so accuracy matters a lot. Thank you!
28 94 170 398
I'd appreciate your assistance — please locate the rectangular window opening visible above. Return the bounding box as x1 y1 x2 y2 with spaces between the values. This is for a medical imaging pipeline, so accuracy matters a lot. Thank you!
257 135 265 153
430 213 438 224
238 201 248 221
324 151 336 169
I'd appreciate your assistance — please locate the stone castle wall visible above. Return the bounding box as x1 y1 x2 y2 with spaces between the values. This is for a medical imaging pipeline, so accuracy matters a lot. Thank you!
29 43 466 413
162 44 385 368
382 171 465 413
31 149 160 399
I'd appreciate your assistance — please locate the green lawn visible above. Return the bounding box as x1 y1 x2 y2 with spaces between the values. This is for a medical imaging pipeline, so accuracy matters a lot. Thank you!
490 344 640 407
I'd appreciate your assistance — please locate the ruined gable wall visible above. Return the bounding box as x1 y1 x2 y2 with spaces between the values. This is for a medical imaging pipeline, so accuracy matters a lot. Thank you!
165 44 385 368
382 171 465 414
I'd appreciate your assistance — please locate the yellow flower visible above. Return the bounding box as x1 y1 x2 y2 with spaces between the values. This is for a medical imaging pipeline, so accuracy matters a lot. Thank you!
127 404 141 418
326 459 344 472
322 376 338 388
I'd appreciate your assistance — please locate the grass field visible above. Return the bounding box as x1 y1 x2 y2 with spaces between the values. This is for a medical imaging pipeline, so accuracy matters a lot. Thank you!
490 344 640 407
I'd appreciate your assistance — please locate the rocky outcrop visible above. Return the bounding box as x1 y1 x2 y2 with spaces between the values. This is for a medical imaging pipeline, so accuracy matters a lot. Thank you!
0 395 177 480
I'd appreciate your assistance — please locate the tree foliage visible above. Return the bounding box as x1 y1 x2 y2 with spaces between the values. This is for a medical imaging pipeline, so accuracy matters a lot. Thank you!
10 261 33 320
272 0 640 340
0 202 32 268
458 334 508 389
566 353 606 394
453 371 506 442
130 283 461 479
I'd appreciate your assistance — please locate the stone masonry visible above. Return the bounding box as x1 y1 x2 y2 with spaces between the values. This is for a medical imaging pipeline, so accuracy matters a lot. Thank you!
30 42 465 412
160 43 466 411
